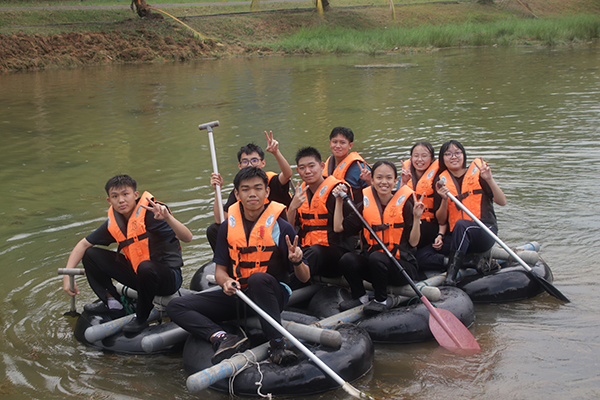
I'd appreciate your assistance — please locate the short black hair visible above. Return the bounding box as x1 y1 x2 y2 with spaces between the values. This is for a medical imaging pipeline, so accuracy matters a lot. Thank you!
371 160 398 179
237 143 265 162
233 167 269 190
329 126 354 143
295 146 322 165
105 175 137 195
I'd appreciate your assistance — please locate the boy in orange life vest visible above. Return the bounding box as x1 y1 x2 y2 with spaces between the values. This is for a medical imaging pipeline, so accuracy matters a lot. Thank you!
323 126 371 203
287 146 354 287
168 167 309 366
61 175 193 333
206 131 293 252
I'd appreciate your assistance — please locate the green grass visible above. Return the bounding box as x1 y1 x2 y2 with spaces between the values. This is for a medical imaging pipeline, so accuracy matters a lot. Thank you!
275 14 600 53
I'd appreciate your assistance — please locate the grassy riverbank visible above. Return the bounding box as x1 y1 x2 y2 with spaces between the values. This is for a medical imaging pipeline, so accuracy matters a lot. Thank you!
1 0 599 71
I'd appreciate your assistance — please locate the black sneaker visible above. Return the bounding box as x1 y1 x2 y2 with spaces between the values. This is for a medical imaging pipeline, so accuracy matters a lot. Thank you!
84 301 126 318
122 316 149 333
84 300 110 314
267 338 297 366
363 300 387 315
338 298 363 311
211 334 249 365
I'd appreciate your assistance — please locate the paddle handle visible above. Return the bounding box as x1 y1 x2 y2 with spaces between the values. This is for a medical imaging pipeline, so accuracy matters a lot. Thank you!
199 121 224 224
235 290 370 399
445 192 533 272
341 195 425 300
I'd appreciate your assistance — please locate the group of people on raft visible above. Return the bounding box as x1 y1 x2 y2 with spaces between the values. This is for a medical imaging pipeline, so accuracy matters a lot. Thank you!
61 127 506 367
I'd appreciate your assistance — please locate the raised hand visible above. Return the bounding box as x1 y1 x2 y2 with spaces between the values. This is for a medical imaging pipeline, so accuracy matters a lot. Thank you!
290 181 307 210
479 158 493 181
210 172 223 189
264 130 279 155
359 163 371 185
141 198 170 220
435 178 449 199
286 234 303 264
400 159 412 186
413 192 425 219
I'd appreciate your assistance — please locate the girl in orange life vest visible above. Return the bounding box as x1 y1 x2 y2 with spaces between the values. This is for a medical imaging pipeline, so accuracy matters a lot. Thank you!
398 142 449 271
435 140 507 286
333 161 425 315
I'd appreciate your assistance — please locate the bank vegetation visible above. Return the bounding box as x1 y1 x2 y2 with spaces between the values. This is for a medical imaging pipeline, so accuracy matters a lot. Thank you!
0 0 599 71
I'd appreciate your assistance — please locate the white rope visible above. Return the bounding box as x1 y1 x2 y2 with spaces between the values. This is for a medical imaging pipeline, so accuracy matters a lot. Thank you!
226 349 272 399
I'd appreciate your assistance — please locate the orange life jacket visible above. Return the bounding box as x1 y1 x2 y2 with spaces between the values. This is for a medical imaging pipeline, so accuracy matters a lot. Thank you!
227 201 287 288
297 175 341 247
440 158 493 231
107 191 153 273
408 159 439 222
263 171 278 204
324 152 369 182
362 185 414 256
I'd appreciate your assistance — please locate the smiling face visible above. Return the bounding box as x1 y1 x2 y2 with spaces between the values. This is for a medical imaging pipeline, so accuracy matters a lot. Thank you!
372 163 397 200
329 134 353 161
411 144 433 174
443 144 465 173
296 155 325 187
234 176 269 213
107 185 139 219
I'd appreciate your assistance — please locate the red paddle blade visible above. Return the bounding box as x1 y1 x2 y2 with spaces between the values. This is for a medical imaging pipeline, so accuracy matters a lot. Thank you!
426 302 480 354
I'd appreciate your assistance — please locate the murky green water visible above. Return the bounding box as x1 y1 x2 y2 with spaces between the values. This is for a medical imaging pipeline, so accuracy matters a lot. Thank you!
1 46 599 399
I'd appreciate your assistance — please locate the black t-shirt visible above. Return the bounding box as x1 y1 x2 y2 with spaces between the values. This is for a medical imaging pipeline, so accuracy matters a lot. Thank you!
86 202 183 268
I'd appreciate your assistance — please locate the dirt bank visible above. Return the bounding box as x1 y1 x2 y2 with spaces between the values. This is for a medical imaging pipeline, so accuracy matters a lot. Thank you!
0 0 598 72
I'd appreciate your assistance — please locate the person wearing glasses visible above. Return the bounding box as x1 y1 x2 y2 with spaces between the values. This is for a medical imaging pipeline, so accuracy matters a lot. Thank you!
398 142 448 271
434 140 507 286
206 131 293 252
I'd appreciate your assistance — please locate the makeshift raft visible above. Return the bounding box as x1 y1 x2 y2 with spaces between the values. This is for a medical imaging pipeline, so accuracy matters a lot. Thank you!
183 323 373 397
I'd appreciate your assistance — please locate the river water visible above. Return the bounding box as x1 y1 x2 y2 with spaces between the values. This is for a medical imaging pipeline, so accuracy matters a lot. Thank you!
1 46 599 399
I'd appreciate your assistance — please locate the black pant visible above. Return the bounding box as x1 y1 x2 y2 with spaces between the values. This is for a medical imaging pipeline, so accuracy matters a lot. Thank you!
167 272 288 341
450 219 497 254
289 244 347 289
341 251 418 302
82 247 181 321
206 222 220 252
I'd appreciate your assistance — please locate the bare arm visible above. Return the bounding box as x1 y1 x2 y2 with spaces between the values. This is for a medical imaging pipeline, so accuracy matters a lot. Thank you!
286 235 310 283
480 160 507 206
287 181 306 225
215 263 239 296
435 181 449 225
409 193 425 248
62 238 94 296
142 199 193 243
332 185 347 233
210 173 228 224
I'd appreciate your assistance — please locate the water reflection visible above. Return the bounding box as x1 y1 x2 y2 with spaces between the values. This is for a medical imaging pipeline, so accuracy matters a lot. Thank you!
0 46 599 399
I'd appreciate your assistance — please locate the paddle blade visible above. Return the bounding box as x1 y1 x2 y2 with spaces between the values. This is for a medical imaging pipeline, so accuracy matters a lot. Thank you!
428 306 480 354
530 272 570 303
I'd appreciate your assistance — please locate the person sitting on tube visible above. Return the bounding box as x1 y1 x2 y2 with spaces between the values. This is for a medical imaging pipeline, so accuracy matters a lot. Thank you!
168 167 309 366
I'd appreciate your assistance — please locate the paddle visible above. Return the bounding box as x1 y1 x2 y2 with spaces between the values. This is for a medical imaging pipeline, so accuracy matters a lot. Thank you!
199 120 224 223
442 188 570 303
338 192 480 354
234 288 374 399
